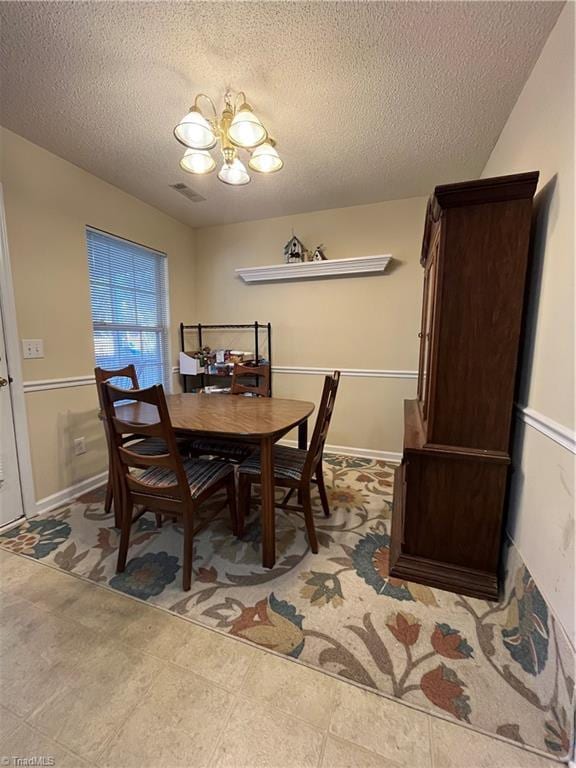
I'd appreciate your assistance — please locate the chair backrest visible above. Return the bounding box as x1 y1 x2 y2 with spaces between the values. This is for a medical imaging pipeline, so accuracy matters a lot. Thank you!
95 364 139 410
95 364 139 439
303 371 341 478
95 365 142 458
100 382 190 503
231 362 271 397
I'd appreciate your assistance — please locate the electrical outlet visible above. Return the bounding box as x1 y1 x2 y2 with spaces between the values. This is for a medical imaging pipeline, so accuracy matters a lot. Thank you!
22 339 44 359
73 437 87 456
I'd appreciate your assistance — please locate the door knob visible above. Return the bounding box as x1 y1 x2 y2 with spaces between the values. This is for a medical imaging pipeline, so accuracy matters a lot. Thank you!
0 377 8 388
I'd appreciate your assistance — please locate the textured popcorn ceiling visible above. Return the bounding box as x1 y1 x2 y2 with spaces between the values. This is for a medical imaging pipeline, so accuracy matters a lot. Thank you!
0 1 562 227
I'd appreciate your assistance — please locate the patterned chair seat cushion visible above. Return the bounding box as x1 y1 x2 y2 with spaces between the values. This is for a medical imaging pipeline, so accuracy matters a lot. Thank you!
239 444 308 482
137 458 233 499
125 436 189 456
191 437 255 460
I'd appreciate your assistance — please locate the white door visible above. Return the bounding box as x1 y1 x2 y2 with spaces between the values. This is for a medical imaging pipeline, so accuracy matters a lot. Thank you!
0 296 24 526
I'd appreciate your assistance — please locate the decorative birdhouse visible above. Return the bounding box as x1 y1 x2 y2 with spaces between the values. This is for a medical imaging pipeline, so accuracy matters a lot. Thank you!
284 234 306 263
312 244 326 261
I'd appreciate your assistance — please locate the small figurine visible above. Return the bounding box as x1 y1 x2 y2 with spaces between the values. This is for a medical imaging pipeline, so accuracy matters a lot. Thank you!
312 244 326 261
284 233 306 263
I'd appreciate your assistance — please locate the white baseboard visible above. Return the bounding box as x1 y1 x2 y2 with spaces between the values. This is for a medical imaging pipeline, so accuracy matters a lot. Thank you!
35 471 108 516
506 529 576 656
280 438 401 464
0 515 27 535
30 443 399 519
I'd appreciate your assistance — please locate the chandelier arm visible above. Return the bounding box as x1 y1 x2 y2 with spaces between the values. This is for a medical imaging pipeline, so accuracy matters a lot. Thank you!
234 91 247 113
194 93 219 124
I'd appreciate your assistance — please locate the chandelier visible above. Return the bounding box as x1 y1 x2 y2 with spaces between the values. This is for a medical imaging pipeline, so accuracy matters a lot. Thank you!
174 91 283 186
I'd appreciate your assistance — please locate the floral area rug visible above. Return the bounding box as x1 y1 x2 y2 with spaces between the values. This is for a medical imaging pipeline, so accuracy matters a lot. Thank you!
1 455 573 762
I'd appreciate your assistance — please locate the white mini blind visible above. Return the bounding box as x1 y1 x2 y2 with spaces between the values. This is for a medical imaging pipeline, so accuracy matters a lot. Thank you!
86 228 171 389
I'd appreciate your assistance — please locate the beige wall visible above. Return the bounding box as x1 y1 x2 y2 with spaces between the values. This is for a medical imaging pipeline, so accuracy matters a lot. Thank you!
482 4 575 645
0 128 196 502
1 127 425 503
194 196 427 455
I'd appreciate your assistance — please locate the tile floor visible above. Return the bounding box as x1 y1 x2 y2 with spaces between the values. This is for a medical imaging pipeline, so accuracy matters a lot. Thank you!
0 548 565 768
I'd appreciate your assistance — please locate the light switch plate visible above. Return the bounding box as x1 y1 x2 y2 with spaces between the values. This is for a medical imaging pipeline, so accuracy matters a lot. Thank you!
22 339 44 359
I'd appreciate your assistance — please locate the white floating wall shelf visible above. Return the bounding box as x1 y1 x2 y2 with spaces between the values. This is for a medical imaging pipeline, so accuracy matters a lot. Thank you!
236 254 392 283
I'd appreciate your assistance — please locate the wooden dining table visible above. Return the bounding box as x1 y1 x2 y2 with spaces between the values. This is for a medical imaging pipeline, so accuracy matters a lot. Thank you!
115 393 315 568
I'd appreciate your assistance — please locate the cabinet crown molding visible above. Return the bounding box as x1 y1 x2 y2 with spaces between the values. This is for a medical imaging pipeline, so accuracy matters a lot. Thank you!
433 171 539 212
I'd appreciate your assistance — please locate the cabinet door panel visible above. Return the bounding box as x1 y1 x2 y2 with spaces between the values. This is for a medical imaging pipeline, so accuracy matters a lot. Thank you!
404 453 506 572
416 272 429 403
419 235 439 423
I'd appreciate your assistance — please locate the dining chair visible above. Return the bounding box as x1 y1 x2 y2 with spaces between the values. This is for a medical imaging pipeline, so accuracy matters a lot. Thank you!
95 365 190 526
237 371 340 555
190 361 271 461
100 381 238 591
230 361 271 397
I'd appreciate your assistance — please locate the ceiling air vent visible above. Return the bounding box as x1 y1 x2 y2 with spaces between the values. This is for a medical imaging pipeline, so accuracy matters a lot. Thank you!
170 183 206 203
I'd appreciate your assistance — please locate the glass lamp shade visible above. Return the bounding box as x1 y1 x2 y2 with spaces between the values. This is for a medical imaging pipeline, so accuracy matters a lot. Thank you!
248 142 283 173
174 107 216 150
217 158 250 186
228 104 267 148
180 149 216 174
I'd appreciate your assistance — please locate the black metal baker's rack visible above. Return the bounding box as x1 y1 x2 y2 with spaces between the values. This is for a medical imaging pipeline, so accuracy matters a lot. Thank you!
179 321 272 394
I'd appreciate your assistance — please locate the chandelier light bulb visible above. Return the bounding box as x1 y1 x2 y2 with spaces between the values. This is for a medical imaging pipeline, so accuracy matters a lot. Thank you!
248 142 283 173
218 158 250 186
180 149 216 174
228 103 267 148
174 107 217 150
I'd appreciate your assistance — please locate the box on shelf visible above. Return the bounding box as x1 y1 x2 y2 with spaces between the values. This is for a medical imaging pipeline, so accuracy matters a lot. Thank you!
180 347 267 377
179 352 201 376
208 362 234 376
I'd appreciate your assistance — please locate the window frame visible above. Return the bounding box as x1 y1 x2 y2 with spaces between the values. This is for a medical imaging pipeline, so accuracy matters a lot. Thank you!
85 226 172 391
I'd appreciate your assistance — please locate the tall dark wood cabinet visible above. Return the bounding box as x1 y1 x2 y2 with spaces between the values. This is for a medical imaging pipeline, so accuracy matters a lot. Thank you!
390 172 539 600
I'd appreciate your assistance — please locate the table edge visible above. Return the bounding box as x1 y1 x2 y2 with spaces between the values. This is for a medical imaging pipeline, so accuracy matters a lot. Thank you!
115 396 316 439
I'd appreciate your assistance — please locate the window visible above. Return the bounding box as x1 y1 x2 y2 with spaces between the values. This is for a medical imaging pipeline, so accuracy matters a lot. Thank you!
86 228 170 389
